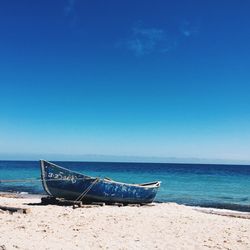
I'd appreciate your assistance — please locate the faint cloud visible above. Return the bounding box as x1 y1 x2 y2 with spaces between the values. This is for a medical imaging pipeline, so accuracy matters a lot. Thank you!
117 20 199 56
133 26 165 40
180 20 199 37
64 0 75 16
64 0 77 28
118 23 172 56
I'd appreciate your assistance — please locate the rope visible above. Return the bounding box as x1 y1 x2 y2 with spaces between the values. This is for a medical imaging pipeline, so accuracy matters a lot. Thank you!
0 178 41 183
75 178 99 202
0 177 93 184
1 177 100 202
1 176 100 204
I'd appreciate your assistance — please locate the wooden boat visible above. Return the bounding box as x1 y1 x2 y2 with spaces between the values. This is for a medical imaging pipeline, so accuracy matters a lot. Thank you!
40 160 160 204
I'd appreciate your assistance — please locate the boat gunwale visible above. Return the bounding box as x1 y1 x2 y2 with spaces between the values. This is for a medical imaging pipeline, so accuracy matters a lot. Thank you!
40 160 161 188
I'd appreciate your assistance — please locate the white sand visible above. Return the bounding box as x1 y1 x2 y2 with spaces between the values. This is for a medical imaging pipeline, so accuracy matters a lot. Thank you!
0 196 249 250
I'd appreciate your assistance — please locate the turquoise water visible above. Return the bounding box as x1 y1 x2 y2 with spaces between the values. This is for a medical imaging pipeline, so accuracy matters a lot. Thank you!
0 161 250 211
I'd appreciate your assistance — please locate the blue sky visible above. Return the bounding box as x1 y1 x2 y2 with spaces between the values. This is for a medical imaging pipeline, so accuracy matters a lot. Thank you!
0 1 250 162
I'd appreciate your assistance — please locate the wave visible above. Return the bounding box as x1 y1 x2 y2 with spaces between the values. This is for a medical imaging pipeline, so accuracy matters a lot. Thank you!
184 201 250 213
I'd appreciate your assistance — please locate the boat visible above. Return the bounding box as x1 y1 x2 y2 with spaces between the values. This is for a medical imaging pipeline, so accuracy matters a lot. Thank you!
40 160 161 204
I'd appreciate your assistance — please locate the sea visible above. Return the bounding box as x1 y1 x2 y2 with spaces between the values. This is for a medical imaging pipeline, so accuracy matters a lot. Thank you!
0 160 250 212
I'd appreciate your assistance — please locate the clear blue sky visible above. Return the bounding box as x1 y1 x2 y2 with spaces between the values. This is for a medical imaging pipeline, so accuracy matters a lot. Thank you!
0 0 250 162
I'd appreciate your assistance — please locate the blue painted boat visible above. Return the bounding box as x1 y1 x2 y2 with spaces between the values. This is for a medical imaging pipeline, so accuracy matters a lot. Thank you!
40 160 160 204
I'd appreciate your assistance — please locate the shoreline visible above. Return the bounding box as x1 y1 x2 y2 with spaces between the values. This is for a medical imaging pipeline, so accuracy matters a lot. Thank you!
1 191 250 217
0 195 249 249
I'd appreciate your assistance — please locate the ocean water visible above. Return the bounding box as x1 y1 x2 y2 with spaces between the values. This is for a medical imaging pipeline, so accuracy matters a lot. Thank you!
0 161 250 212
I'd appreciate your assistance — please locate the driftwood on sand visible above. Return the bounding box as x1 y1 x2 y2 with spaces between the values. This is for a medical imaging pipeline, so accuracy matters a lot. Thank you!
0 205 30 214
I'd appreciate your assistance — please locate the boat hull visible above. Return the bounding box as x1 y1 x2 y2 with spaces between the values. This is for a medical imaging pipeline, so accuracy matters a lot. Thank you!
40 160 160 204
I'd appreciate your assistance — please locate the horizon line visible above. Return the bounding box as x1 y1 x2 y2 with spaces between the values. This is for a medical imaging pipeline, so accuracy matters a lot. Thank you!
0 153 250 165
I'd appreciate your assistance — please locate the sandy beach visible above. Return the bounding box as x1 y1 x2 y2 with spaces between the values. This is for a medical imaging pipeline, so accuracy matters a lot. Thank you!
0 195 249 250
